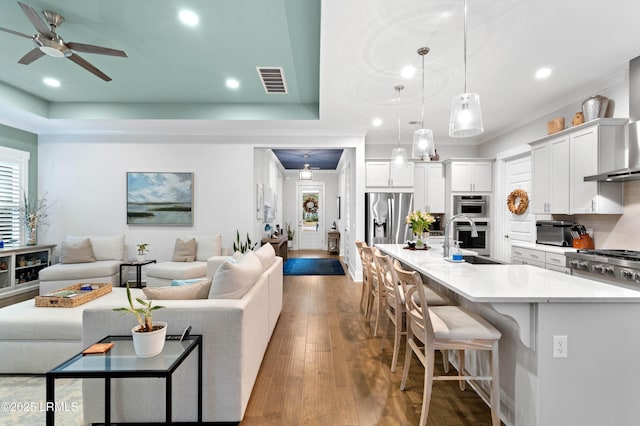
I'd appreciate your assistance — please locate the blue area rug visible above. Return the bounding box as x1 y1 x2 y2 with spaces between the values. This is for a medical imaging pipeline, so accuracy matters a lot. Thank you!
283 258 345 276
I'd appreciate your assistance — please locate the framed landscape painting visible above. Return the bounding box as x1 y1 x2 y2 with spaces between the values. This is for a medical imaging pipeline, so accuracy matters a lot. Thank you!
127 172 194 225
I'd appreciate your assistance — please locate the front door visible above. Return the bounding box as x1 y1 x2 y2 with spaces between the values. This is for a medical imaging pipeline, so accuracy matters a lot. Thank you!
297 183 325 250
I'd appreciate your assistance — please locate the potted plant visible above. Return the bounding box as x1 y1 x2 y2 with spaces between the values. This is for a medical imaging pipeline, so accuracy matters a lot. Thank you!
113 284 166 358
233 230 257 253
286 222 295 249
136 243 149 262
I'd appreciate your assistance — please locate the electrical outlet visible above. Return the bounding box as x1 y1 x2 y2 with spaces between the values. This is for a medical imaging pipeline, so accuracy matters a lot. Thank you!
553 335 568 358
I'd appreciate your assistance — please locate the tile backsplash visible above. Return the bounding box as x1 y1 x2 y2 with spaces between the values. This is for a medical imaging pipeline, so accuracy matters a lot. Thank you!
555 181 640 250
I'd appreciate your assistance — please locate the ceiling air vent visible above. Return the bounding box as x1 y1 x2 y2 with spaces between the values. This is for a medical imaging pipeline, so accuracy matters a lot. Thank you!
256 67 288 94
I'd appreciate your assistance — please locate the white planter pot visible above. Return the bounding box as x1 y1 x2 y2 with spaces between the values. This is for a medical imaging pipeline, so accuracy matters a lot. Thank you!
131 321 167 358
136 254 147 262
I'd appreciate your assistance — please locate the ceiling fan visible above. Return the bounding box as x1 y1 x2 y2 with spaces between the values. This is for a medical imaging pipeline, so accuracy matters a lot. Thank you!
0 1 127 81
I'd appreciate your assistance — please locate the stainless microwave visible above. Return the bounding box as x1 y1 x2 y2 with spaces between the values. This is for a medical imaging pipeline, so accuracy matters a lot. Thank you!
453 195 489 218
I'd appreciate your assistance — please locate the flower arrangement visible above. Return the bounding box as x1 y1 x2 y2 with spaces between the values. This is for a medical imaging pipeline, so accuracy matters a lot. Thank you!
405 210 436 236
22 192 49 245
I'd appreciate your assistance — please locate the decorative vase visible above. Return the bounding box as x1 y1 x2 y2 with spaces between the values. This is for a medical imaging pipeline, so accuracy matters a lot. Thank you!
415 232 424 249
136 254 146 262
131 321 167 358
26 226 37 245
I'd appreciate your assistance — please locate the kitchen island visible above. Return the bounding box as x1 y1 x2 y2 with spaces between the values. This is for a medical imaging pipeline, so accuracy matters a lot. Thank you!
376 244 640 426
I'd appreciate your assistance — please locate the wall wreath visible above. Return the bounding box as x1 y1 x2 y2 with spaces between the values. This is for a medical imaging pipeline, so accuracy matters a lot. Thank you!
507 189 529 215
303 196 318 213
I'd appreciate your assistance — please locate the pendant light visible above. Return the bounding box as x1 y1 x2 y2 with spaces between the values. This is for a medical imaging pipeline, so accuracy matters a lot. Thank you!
412 47 436 160
449 0 484 138
391 85 408 168
299 154 313 180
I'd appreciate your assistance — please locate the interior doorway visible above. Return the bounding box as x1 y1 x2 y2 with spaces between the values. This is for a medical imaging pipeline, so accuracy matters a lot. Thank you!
495 148 535 262
296 182 325 250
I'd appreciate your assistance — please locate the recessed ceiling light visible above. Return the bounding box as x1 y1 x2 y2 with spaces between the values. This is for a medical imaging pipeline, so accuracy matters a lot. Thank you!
535 67 552 79
179 10 199 26
372 118 382 127
401 66 416 79
226 79 240 89
43 77 60 87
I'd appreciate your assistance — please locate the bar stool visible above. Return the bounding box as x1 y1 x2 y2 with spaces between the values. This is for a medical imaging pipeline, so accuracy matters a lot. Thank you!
394 262 502 426
361 246 383 332
354 240 370 314
373 253 450 372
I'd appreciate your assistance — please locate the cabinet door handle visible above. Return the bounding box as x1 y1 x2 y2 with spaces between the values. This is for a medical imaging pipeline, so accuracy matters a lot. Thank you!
591 199 595 212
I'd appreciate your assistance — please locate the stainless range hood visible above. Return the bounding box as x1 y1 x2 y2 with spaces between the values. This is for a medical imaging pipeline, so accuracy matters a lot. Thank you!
584 120 640 181
584 55 640 182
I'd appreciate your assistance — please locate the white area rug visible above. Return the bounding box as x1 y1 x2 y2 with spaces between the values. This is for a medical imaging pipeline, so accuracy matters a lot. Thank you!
0 376 85 425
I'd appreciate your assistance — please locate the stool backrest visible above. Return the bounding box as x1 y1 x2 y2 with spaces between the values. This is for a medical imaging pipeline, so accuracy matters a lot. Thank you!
393 260 435 344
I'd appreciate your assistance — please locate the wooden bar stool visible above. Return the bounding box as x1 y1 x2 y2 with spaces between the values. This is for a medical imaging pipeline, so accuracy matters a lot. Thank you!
394 262 502 426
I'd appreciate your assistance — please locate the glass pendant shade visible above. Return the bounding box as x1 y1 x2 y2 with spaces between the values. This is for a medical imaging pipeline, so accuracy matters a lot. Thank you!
449 92 483 138
412 128 435 160
299 164 313 180
391 147 408 168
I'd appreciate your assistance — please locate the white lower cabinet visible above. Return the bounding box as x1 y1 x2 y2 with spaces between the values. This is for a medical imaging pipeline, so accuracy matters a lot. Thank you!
0 244 56 299
511 246 569 273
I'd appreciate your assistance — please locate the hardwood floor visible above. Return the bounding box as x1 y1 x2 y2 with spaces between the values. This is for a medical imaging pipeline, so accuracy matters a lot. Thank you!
241 250 500 426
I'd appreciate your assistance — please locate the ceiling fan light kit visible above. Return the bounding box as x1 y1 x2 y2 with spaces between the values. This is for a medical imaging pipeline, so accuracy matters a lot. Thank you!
449 0 484 138
412 46 436 160
391 85 408 168
0 1 127 81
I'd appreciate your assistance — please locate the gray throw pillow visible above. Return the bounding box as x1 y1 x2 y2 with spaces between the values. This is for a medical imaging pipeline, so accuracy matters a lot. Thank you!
60 238 96 264
172 238 196 262
143 279 211 300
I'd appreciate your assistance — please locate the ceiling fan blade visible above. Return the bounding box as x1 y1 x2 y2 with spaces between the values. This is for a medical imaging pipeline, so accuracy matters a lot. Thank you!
68 53 111 81
67 42 127 57
18 47 45 65
0 26 33 39
17 1 54 38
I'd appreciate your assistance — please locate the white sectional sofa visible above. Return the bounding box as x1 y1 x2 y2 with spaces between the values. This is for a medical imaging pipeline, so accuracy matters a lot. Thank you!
0 243 283 423
145 234 230 287
38 235 127 295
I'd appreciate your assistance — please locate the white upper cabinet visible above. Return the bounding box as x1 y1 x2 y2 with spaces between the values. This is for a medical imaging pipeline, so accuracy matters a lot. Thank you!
414 162 445 213
366 161 414 188
446 160 493 192
531 135 570 214
529 118 625 215
569 124 624 214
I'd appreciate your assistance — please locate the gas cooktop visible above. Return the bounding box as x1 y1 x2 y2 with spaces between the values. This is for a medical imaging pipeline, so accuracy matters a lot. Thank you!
577 249 640 262
566 249 640 287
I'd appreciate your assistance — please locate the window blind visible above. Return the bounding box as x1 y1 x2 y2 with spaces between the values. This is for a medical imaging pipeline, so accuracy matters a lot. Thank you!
0 147 29 246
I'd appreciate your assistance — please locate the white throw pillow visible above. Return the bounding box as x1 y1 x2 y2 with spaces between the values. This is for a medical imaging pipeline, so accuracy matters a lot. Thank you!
143 278 211 300
254 243 276 272
209 251 262 299
67 235 125 261
60 238 96 264
193 234 222 261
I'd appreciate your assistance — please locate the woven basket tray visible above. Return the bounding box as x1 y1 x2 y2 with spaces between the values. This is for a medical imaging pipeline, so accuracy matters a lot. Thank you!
35 283 112 308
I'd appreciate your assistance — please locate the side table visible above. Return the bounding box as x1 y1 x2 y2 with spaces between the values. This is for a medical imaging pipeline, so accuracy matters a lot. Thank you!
328 230 340 255
261 235 288 261
119 259 156 288
46 334 202 425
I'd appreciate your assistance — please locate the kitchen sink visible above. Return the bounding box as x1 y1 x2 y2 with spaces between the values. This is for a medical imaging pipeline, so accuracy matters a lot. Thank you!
462 255 504 265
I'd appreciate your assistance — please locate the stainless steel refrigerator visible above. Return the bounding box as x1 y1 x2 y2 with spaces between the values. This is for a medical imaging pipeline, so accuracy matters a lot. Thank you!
365 192 414 246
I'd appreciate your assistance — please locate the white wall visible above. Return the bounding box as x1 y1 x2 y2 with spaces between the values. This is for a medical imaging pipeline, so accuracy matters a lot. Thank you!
38 135 255 261
38 134 366 264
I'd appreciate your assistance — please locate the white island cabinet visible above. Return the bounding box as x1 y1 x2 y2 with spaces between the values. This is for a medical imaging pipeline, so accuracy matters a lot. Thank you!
376 243 640 426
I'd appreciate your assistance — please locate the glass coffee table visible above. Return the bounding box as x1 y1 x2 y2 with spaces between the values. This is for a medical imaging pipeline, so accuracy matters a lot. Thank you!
45 334 202 425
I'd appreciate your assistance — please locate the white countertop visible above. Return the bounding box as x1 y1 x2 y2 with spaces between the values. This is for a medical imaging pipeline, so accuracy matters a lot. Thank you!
510 241 577 254
375 244 640 303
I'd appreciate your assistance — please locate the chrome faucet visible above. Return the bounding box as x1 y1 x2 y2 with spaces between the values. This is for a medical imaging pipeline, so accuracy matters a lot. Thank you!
443 214 478 258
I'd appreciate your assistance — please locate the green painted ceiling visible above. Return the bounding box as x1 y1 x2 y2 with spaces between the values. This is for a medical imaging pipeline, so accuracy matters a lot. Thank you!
0 0 320 120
